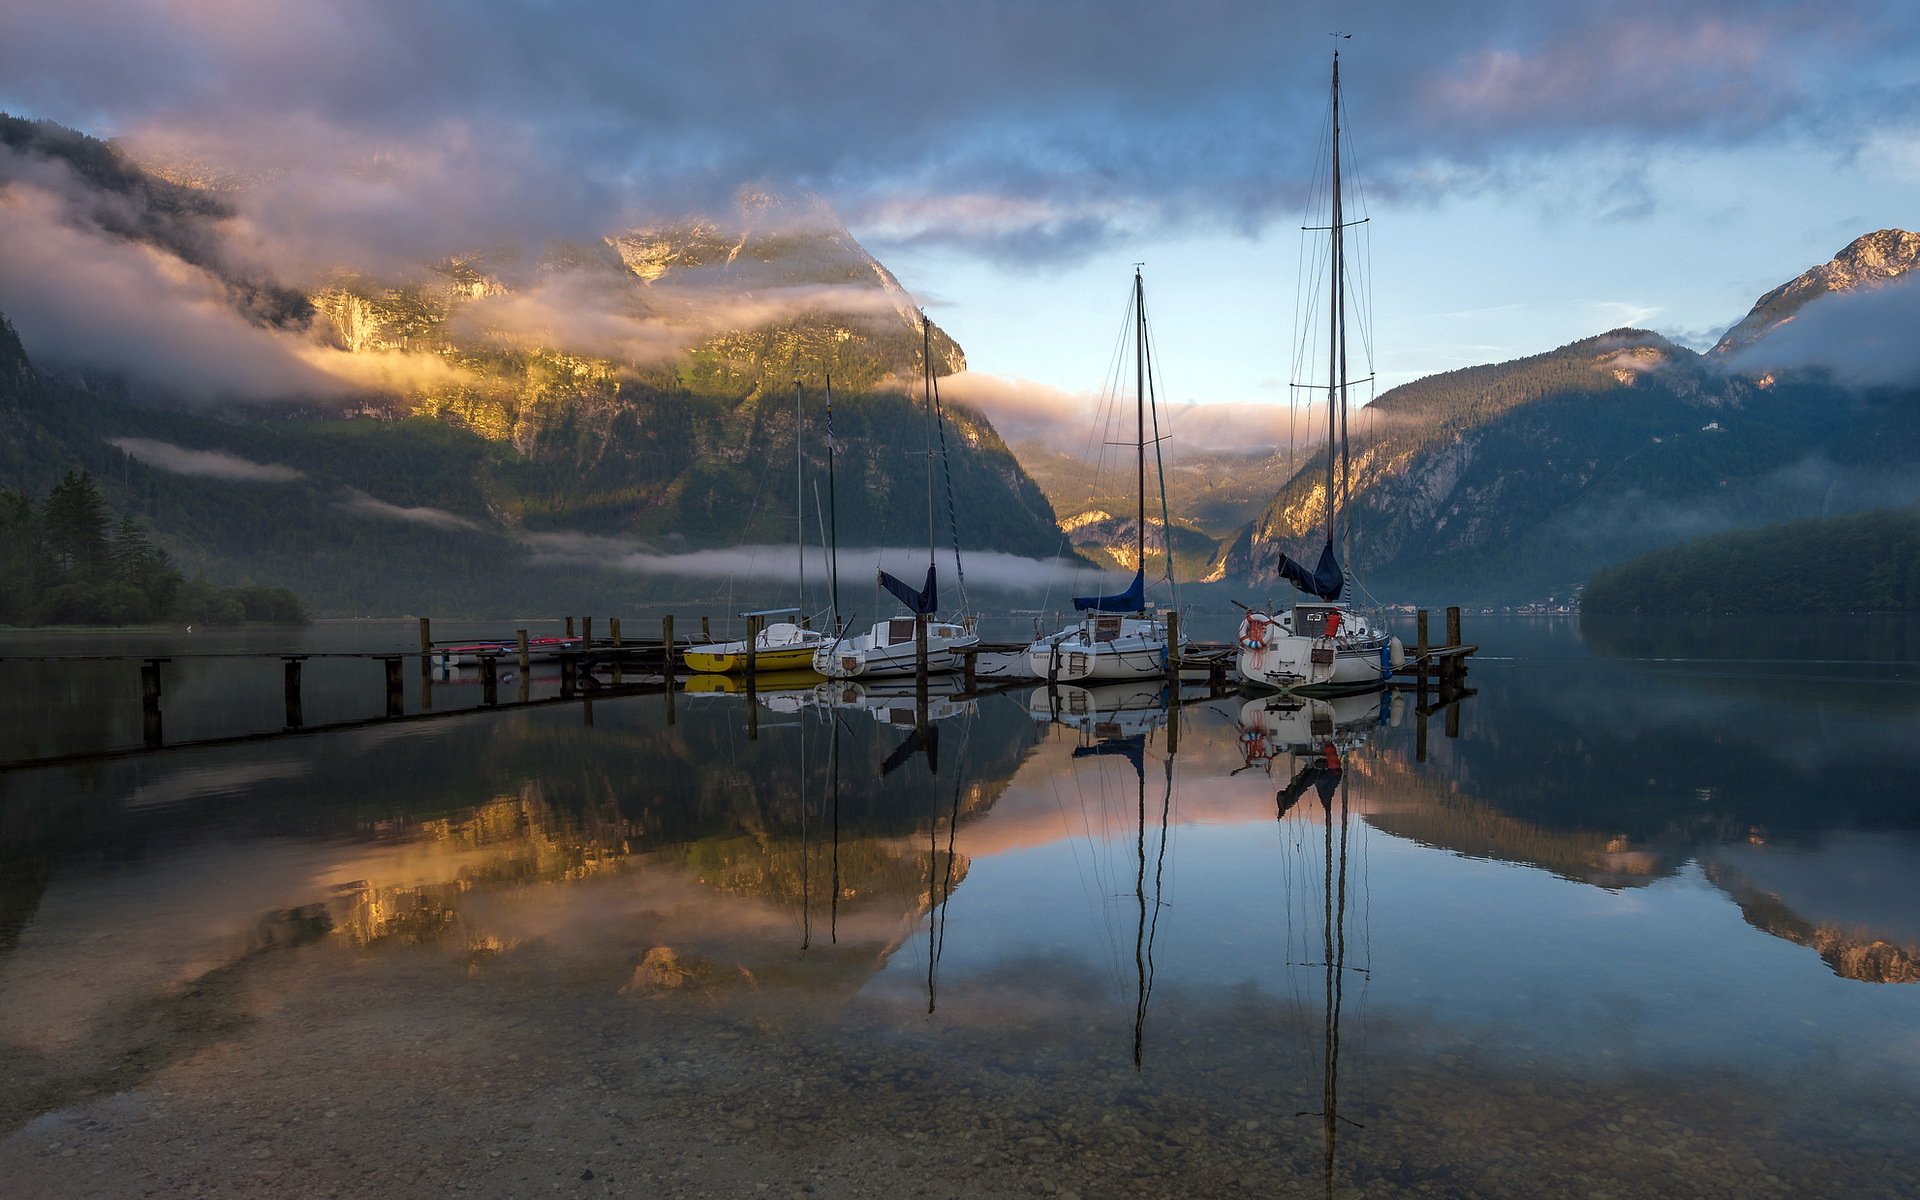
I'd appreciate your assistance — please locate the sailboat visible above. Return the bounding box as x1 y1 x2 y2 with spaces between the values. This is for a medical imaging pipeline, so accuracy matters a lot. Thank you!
813 315 979 679
684 378 831 674
1024 268 1189 682
1237 50 1404 694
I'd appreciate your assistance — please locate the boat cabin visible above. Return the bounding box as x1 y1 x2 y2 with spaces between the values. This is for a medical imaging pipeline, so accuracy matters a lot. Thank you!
1292 603 1348 639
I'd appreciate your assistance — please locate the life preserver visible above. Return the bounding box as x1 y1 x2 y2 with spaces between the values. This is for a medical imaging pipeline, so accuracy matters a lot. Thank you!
1238 613 1271 650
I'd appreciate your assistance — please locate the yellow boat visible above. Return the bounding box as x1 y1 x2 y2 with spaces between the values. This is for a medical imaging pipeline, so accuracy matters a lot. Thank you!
682 668 822 694
682 620 827 675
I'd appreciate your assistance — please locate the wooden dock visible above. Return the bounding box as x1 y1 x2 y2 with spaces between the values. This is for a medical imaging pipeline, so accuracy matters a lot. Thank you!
1 606 1475 771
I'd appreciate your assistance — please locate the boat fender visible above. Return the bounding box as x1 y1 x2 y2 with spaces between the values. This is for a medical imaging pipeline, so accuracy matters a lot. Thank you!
1389 636 1406 670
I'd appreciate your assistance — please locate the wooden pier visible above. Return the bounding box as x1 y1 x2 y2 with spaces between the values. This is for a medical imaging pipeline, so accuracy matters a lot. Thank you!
3 606 1475 770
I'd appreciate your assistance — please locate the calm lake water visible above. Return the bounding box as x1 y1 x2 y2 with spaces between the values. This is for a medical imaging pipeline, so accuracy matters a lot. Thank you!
1 615 1916 1198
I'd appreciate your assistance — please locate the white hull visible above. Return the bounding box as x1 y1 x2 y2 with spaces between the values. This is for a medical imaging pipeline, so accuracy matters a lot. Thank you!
1025 616 1186 682
1236 604 1404 694
813 617 978 680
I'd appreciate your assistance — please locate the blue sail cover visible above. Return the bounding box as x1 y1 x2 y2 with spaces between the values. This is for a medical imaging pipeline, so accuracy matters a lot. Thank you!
1278 538 1344 601
879 563 938 615
1073 568 1145 613
1072 734 1146 779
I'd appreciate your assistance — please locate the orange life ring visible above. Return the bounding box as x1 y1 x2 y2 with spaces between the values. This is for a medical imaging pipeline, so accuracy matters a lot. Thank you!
1238 613 1270 650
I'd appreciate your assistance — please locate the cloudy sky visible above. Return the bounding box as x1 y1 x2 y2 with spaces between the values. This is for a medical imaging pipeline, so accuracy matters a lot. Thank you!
3 0 1917 421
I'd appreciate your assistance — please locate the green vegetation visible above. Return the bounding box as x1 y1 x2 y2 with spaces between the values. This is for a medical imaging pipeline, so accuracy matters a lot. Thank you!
1582 507 1920 614
0 470 306 626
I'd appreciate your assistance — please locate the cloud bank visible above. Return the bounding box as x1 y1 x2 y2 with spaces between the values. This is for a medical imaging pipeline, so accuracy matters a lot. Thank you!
1727 274 1920 387
108 438 304 483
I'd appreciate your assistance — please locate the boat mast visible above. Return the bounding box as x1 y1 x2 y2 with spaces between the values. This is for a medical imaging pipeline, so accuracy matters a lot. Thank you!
825 371 841 630
921 314 936 573
1326 50 1344 554
1134 267 1147 610
794 377 806 622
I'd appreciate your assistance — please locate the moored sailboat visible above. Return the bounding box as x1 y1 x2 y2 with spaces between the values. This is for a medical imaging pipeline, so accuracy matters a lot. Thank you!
1025 268 1188 682
685 378 830 673
814 315 979 679
1237 50 1404 694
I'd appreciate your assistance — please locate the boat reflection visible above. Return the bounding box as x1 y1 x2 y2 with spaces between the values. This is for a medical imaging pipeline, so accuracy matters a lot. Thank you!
1275 742 1368 1197
1236 688 1395 776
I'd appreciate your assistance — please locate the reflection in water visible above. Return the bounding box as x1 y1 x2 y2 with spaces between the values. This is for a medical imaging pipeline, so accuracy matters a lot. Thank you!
6 619 1920 1198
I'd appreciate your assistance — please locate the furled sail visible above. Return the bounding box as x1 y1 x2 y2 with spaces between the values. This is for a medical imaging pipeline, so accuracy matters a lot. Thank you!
1073 568 1145 613
879 564 938 615
1278 539 1344 602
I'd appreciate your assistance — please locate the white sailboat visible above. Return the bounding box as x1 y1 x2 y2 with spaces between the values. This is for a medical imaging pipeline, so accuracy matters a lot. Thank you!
684 378 830 673
814 315 979 679
1025 268 1188 682
1237 50 1405 694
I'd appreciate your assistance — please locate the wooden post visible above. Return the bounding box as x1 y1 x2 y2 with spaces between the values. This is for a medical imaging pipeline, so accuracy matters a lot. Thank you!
745 614 763 682
1166 610 1182 686
481 654 499 706
418 616 432 674
962 646 977 692
565 616 575 638
582 616 593 652
1446 605 1462 649
914 612 929 692
1446 699 1462 741
516 629 530 671
560 655 577 698
661 615 676 679
1416 609 1429 660
609 617 622 647
141 658 165 748
383 656 404 717
283 657 304 729
421 669 435 711
701 615 712 642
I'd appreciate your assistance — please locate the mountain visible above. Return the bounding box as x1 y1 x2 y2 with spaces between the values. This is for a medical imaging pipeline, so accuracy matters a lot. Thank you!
1214 231 1920 604
1712 229 1920 355
1581 506 1920 614
0 117 1066 616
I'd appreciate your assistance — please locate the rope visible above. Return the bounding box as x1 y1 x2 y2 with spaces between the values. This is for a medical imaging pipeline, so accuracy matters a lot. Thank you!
928 366 971 615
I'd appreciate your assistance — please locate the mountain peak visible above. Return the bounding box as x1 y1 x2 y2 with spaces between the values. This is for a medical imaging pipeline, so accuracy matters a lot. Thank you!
1712 229 1920 356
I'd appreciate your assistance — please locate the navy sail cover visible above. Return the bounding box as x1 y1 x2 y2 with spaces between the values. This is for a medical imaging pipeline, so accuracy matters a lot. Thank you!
1278 538 1344 601
1073 568 1145 613
879 563 938 615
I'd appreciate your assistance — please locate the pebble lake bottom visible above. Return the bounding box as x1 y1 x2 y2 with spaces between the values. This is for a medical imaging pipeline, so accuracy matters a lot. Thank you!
1 616 1916 1198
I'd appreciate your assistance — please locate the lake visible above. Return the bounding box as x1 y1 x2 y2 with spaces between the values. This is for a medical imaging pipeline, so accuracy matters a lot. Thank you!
1 615 1916 1198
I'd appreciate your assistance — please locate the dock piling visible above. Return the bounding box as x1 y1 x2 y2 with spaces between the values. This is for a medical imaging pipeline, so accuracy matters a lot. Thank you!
661 616 676 679
1166 611 1182 686
140 658 166 748
418 617 432 675
745 614 762 682
383 656 404 717
282 656 305 729
481 654 499 706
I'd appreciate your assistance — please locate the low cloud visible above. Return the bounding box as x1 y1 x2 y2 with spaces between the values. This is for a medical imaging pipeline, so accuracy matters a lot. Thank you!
0 154 472 403
522 532 1086 593
337 488 482 531
453 271 906 366
1727 275 1920 387
108 437 304 483
944 370 1319 456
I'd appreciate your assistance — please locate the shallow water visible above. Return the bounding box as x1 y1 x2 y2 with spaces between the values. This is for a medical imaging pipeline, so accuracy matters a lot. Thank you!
1 616 1916 1198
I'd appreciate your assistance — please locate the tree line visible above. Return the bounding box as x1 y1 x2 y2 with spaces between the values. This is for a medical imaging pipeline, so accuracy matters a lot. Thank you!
0 470 306 626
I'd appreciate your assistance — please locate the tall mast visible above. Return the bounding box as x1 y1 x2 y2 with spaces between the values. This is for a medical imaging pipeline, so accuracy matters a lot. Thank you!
825 371 840 628
794 378 806 618
921 314 936 569
1325 50 1344 552
1134 267 1147 604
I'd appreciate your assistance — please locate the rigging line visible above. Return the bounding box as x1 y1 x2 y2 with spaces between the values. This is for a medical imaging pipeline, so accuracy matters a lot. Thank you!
934 710 974 965
1139 279 1178 599
799 701 811 950
928 361 970 615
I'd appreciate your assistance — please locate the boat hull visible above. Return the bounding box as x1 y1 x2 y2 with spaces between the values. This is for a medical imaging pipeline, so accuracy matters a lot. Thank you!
1024 616 1185 682
682 645 821 674
1236 606 1404 694
813 619 978 680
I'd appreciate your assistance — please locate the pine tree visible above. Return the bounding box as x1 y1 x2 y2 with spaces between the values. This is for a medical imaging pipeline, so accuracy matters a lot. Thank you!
42 469 110 581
